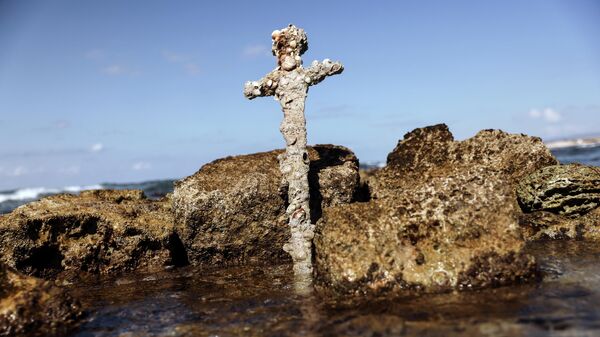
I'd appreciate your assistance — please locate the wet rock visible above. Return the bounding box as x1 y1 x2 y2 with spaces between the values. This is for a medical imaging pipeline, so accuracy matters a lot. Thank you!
517 164 600 217
519 207 600 241
0 190 185 280
0 263 82 336
173 144 360 266
315 125 555 296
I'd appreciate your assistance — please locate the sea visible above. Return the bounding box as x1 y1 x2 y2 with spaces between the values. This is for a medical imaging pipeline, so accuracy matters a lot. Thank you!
0 180 176 214
1 144 599 215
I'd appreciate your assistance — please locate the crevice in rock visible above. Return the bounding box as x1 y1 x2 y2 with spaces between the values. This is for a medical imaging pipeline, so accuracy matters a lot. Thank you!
308 169 324 224
16 244 64 278
168 233 189 267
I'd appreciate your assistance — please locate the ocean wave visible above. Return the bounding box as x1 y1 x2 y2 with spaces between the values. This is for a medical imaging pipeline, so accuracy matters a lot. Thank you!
0 185 103 203
546 138 600 150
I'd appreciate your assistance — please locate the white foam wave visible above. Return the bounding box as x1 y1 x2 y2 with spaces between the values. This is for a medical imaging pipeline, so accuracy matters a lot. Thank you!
0 185 103 203
546 137 600 150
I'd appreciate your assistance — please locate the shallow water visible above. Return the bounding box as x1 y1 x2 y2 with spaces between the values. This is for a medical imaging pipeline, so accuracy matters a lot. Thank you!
68 240 600 337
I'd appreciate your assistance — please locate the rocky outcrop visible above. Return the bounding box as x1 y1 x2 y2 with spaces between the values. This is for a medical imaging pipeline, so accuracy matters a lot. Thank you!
0 263 81 336
517 164 600 217
315 125 556 296
315 171 538 295
173 144 360 266
0 190 185 280
369 124 558 198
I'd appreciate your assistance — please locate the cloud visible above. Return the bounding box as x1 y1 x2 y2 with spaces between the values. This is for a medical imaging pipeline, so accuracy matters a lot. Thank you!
184 63 200 75
102 65 123 75
102 64 134 76
131 161 151 171
522 105 600 139
85 49 139 76
162 50 190 63
0 166 47 178
162 50 201 76
55 120 70 129
11 166 26 177
242 44 270 58
528 108 562 123
90 143 104 153
84 49 105 60
0 166 27 177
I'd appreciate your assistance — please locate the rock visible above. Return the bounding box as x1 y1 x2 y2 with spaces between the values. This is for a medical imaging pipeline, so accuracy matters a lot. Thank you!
369 124 558 198
315 170 537 295
0 190 185 280
517 164 600 217
0 263 82 336
519 207 600 241
173 144 360 266
315 125 556 296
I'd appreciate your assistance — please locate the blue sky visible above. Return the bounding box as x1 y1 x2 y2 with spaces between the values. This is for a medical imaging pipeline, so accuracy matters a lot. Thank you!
1 0 599 190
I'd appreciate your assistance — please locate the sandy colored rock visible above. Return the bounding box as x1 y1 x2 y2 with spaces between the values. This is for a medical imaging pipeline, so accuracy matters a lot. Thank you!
315 170 537 295
517 164 600 217
0 190 185 280
315 125 556 296
172 144 359 266
369 124 557 198
0 263 81 336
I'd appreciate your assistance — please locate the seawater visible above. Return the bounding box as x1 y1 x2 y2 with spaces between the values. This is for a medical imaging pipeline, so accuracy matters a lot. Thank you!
551 144 600 167
68 241 600 336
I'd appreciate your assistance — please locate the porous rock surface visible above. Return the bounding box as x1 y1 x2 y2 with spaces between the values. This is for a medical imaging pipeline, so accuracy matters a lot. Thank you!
315 124 557 295
0 190 185 280
517 164 600 217
519 207 600 241
369 124 558 198
173 144 360 266
0 263 81 336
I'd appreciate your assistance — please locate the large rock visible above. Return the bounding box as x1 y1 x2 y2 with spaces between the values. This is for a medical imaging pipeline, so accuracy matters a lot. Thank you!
369 124 557 198
315 125 556 296
315 171 537 295
173 144 360 266
0 263 82 336
0 190 185 280
517 164 600 217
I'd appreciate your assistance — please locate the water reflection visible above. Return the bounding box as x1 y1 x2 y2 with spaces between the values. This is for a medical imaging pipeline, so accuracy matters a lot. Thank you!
69 241 600 337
